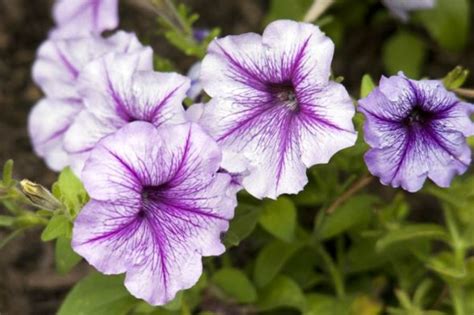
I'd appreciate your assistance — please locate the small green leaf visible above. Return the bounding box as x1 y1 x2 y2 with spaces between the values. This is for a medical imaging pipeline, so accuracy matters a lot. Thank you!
426 251 466 281
53 168 88 217
360 74 376 98
212 267 257 303
254 240 303 287
55 237 81 274
0 215 15 227
259 196 296 242
304 294 346 315
265 0 313 23
41 214 71 241
58 273 137 315
376 224 449 252
417 0 470 52
443 66 470 89
2 159 14 186
224 204 261 247
382 31 427 79
256 275 306 312
318 195 378 240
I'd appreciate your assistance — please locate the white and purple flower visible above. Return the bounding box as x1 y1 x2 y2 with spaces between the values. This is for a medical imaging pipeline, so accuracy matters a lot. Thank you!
63 52 190 175
359 73 473 192
199 20 357 199
50 0 119 39
29 31 152 171
382 0 436 22
72 121 236 305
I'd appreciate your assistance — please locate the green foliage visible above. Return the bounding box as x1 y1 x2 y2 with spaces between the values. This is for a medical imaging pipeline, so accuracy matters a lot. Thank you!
55 236 82 274
2 159 13 187
256 275 306 312
52 167 88 218
156 2 220 58
224 203 261 247
417 0 470 52
360 74 376 98
265 0 312 23
443 66 470 90
212 267 257 303
259 196 297 242
41 214 71 241
254 240 304 288
58 273 138 315
382 31 427 78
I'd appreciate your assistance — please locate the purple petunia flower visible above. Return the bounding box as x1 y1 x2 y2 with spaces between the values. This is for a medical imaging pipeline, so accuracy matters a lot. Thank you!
199 20 357 199
72 121 236 305
50 0 119 39
63 52 190 175
186 62 203 101
359 73 473 192
29 31 152 171
382 0 436 22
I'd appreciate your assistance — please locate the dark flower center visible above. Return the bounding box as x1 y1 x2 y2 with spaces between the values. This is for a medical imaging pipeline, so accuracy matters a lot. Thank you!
402 106 433 127
267 82 299 112
138 185 168 217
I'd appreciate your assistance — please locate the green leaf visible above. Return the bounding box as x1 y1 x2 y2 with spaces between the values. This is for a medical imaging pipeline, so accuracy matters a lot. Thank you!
265 0 313 23
55 237 81 274
256 275 306 312
360 74 376 98
382 31 427 79
259 196 296 242
417 0 470 52
304 294 346 315
224 204 261 247
0 215 15 227
2 159 14 186
443 66 470 89
58 273 137 315
41 214 71 241
212 267 257 303
376 224 449 252
53 168 88 217
254 240 303 287
426 251 466 281
318 195 378 240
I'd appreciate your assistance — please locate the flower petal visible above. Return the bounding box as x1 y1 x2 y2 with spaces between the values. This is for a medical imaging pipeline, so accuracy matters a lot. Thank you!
28 98 82 171
51 0 119 39
75 121 235 305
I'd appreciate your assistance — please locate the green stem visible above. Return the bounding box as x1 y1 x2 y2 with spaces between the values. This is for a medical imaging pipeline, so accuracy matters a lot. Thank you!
444 207 466 315
314 242 345 298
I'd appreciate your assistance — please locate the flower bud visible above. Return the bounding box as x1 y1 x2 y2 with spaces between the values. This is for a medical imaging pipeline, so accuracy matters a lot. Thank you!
20 179 62 211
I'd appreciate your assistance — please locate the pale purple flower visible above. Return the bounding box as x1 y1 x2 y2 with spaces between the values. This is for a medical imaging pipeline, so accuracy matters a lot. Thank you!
29 31 152 171
199 20 357 199
359 73 473 192
382 0 436 22
63 52 190 175
72 121 236 305
50 0 119 39
186 62 203 101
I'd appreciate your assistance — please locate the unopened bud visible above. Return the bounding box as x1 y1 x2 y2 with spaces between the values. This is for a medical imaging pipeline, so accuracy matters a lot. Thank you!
20 179 62 211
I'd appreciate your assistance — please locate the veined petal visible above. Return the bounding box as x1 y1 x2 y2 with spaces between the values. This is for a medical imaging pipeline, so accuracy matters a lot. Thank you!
28 98 82 171
51 0 119 39
74 122 236 305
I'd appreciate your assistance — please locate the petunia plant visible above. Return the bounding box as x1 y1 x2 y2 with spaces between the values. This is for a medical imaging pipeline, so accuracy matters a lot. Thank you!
1 0 474 314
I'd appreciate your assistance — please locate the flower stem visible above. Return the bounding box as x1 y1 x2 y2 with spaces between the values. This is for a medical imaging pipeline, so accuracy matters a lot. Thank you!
326 174 372 214
314 242 345 298
303 0 335 23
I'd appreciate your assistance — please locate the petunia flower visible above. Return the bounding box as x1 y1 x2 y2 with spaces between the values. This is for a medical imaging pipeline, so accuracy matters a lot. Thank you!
29 31 152 171
186 62 203 101
359 73 473 192
199 19 357 199
72 121 236 305
63 52 190 175
382 0 436 22
50 0 119 39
